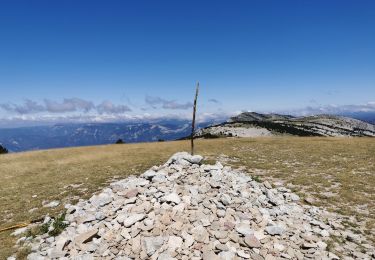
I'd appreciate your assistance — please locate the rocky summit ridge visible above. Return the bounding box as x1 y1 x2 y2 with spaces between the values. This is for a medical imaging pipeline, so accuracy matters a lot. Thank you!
23 152 374 260
196 112 375 138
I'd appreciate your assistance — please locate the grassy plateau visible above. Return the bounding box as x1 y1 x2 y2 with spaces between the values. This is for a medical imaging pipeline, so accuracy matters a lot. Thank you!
0 137 374 259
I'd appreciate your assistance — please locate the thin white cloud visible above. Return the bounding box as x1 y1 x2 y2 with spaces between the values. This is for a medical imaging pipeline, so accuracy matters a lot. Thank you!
0 99 45 114
97 101 132 114
283 101 375 116
44 98 95 113
145 96 193 110
0 110 233 128
0 98 131 115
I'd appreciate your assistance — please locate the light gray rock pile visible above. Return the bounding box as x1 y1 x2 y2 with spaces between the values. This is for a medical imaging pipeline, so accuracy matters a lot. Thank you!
25 152 374 260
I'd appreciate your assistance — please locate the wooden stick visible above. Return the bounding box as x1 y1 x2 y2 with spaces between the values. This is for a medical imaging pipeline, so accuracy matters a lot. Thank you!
191 82 199 155
0 223 29 233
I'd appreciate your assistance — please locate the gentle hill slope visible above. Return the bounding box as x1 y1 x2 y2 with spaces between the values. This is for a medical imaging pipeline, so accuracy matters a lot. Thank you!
1 138 375 259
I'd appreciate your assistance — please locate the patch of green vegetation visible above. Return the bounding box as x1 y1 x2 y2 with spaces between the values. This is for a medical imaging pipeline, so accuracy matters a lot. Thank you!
48 213 68 237
25 223 49 238
252 175 262 182
0 144 8 154
115 139 125 144
235 121 323 136
23 213 67 242
200 133 221 139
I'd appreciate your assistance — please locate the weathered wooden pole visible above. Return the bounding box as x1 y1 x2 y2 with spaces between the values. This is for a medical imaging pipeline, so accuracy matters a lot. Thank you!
191 82 199 155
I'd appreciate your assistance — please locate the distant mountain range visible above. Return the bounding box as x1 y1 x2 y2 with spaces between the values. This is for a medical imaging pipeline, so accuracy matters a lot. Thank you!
340 111 375 124
195 112 375 138
1 112 374 152
0 120 214 152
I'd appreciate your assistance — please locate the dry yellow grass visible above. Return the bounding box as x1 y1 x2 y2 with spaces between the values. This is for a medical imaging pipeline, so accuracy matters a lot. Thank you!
0 137 374 259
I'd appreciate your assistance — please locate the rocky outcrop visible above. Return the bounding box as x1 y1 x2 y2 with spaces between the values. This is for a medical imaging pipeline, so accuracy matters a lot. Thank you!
23 152 374 259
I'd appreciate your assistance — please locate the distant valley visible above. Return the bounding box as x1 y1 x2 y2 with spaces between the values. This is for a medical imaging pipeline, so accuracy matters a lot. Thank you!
0 120 214 152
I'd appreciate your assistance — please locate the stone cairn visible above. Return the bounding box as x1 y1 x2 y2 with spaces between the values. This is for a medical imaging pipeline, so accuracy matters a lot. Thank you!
24 152 374 260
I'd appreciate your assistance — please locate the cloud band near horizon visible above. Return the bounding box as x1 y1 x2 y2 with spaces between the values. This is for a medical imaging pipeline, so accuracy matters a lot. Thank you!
0 96 196 116
0 98 131 115
0 97 374 127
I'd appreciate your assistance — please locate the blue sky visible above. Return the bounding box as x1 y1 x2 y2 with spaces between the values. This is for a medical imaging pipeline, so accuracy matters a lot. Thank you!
0 0 374 126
